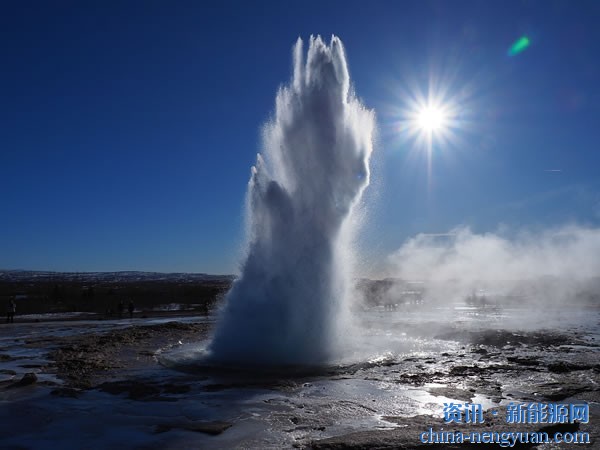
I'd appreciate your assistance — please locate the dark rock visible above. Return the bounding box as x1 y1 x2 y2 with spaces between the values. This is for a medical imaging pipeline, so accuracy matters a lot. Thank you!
545 388 589 401
435 329 578 348
155 420 233 435
18 372 37 386
547 361 594 373
98 380 160 400
548 362 571 373
185 421 233 435
4 372 38 390
203 383 229 392
535 381 591 401
51 387 81 398
162 383 191 394
507 356 540 366
154 424 172 434
449 365 485 376
396 373 432 385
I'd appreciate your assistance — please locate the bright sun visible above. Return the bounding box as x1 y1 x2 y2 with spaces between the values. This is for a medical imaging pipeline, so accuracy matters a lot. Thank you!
397 88 460 150
417 105 447 133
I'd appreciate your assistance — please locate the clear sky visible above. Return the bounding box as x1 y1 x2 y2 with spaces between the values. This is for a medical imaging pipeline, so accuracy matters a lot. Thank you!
2 1 599 274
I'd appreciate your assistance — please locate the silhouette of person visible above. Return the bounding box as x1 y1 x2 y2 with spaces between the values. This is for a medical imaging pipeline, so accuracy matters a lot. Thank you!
118 299 125 319
128 300 134 319
6 298 16 323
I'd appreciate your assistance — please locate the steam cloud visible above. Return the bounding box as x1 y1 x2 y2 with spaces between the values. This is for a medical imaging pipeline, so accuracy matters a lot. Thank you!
387 224 600 308
208 36 375 365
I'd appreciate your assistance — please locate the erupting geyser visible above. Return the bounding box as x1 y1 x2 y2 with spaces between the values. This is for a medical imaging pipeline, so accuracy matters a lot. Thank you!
208 35 375 365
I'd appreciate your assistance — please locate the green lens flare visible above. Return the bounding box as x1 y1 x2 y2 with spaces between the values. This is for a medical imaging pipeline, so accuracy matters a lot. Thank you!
508 36 530 56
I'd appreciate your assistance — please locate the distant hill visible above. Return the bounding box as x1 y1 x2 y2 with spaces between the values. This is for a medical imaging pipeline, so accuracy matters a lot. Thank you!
0 270 235 284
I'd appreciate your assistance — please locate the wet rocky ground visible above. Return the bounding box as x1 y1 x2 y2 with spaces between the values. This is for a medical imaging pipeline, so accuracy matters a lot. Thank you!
309 326 600 449
0 308 598 449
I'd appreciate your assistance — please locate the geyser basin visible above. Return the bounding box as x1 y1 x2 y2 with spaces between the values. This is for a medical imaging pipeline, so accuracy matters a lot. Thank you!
208 35 375 366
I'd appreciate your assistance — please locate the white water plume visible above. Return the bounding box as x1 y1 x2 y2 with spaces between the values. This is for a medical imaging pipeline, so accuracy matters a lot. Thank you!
208 36 375 365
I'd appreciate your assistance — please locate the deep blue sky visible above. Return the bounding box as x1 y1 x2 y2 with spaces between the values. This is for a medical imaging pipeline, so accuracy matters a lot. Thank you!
2 1 599 274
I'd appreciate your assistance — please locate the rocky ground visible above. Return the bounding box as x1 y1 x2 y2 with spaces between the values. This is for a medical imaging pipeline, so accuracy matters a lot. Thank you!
310 327 600 449
47 322 210 390
0 313 598 449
